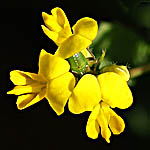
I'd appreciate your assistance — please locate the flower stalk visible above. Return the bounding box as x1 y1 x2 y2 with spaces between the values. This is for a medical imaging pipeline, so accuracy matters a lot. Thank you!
129 64 150 78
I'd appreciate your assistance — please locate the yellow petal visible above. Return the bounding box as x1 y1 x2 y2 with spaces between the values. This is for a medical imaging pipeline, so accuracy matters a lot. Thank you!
55 34 91 59
101 102 125 135
86 104 100 139
9 70 40 85
46 72 75 116
38 49 70 80
41 25 59 44
68 74 101 114
16 88 46 110
81 49 92 58
51 8 72 41
42 7 72 45
42 11 62 32
97 106 111 143
97 72 133 109
7 83 46 95
115 66 130 81
109 110 125 135
101 65 130 81
72 17 98 41
51 7 70 29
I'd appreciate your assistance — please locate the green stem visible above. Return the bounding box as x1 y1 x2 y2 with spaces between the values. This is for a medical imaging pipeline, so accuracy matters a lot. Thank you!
94 49 106 73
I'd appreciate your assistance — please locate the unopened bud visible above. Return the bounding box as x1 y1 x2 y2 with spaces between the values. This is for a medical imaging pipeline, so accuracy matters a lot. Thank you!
100 64 130 81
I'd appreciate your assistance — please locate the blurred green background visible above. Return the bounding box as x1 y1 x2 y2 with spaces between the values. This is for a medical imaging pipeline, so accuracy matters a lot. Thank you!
0 0 150 149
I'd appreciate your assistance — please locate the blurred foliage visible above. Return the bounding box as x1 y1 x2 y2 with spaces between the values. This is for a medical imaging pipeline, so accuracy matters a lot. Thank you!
126 73 150 139
132 1 150 28
119 0 150 28
91 21 150 68
127 105 150 138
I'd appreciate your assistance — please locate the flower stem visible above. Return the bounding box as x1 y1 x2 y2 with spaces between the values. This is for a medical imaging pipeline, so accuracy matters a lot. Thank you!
129 64 150 78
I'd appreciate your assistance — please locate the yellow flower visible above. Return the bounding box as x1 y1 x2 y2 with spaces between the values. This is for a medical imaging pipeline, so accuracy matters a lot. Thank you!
101 64 130 81
86 102 125 143
7 49 75 115
41 7 98 59
68 69 133 142
41 7 72 46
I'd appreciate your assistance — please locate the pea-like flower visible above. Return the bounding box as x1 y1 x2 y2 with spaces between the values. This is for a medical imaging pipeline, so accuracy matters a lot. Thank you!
7 49 75 115
86 102 125 143
68 66 133 142
41 7 98 59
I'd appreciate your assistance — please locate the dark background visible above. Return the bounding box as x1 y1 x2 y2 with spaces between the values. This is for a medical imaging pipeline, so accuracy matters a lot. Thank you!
0 0 150 149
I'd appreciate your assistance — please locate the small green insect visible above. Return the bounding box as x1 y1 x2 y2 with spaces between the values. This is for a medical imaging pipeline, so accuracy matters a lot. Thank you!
67 52 90 76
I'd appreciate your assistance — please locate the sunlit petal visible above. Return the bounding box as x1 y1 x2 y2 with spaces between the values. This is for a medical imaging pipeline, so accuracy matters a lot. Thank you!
7 83 45 95
41 25 59 44
86 104 100 139
97 72 133 109
81 49 92 58
42 7 72 45
38 49 70 80
16 88 46 110
97 106 111 143
46 72 75 115
51 7 71 32
73 17 98 41
42 11 61 32
101 102 125 135
68 74 101 114
9 70 40 85
55 34 91 59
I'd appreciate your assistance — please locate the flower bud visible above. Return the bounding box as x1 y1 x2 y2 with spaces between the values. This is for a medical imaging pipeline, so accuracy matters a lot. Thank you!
100 64 130 81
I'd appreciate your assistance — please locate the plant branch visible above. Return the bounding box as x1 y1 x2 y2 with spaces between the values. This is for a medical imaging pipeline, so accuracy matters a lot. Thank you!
129 64 150 78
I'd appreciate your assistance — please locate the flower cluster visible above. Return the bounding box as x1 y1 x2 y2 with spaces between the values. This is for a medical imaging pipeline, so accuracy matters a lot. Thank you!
7 7 133 143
